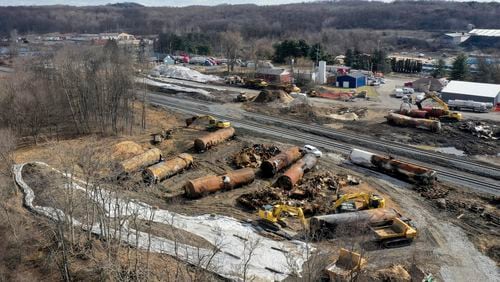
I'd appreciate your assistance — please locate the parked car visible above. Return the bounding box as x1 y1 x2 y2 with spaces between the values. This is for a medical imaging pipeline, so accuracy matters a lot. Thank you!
394 88 405 98
403 87 415 94
303 145 323 158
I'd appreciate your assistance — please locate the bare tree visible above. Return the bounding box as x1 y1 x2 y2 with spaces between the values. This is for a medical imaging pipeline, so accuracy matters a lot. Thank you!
221 31 243 72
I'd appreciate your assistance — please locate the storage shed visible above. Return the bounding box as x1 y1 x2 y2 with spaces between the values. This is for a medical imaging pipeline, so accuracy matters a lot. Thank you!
440 81 500 105
336 73 366 88
255 68 292 84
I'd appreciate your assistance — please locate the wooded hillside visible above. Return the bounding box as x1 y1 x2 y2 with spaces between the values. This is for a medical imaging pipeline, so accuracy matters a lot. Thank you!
1 1 499 37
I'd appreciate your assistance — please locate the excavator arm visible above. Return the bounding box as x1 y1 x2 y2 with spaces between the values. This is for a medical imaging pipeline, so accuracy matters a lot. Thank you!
333 193 385 212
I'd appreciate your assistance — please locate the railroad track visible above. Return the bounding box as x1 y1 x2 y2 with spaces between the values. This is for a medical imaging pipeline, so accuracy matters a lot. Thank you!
148 94 500 195
241 112 500 179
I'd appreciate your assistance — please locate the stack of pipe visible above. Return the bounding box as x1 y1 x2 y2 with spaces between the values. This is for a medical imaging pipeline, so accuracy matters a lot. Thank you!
275 154 318 189
309 208 400 238
184 168 255 198
116 148 162 175
260 146 302 177
194 127 235 152
386 112 441 132
143 153 194 183
349 149 437 185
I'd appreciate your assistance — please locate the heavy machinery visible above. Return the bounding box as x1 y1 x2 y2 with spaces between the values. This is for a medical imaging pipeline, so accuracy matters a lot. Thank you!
370 217 417 248
258 204 307 231
267 83 301 94
333 192 386 213
416 92 462 121
185 115 231 130
244 78 268 89
235 92 249 102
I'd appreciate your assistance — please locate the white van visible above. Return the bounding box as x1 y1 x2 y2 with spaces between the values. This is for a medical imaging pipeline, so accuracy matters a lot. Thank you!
394 88 405 98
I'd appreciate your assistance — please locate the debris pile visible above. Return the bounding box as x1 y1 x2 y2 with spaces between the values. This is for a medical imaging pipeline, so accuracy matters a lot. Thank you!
155 65 221 83
237 188 284 210
336 106 368 118
415 184 449 199
237 172 356 215
458 121 498 139
253 90 294 104
290 172 346 199
233 144 281 168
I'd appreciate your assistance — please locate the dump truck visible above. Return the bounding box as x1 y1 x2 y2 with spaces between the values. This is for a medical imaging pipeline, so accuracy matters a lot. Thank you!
324 248 366 281
235 92 249 102
370 217 417 248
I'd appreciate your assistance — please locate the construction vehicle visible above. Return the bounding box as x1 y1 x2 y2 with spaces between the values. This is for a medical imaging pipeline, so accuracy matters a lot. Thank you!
370 217 417 248
416 92 462 121
266 83 301 94
235 92 249 102
225 75 244 85
325 248 366 281
244 78 268 89
258 204 307 231
185 115 231 130
333 192 386 213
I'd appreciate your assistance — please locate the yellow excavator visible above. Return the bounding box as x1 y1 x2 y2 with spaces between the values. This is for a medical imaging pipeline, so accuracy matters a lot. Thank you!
333 192 386 213
416 92 462 121
258 204 307 231
185 115 231 130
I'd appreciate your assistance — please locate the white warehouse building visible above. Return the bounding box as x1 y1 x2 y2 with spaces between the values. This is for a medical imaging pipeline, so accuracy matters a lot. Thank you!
440 80 500 105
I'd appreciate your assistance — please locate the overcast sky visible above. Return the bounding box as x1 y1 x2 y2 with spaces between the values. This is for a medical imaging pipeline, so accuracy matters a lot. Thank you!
1 0 497 7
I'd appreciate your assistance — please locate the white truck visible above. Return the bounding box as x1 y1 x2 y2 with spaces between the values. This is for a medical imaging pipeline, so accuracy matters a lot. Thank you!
447 99 492 113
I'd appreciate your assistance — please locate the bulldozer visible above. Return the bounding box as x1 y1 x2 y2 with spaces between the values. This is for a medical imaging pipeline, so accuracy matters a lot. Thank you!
333 192 386 213
416 92 462 122
258 204 307 231
185 115 231 131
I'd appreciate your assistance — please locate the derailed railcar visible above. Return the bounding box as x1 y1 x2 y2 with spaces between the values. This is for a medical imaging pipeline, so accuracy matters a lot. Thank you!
349 149 437 185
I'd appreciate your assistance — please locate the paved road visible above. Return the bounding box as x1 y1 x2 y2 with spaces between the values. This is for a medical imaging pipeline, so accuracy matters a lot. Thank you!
147 92 500 195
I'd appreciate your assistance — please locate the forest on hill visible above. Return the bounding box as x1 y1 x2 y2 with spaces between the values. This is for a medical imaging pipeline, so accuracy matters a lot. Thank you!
1 1 499 38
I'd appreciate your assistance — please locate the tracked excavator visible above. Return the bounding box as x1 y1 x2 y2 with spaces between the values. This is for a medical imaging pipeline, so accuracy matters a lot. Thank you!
258 204 307 232
416 92 462 121
333 192 386 213
185 115 231 130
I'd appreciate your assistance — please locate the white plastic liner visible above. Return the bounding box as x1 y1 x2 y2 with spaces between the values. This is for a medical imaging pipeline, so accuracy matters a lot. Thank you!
14 162 311 281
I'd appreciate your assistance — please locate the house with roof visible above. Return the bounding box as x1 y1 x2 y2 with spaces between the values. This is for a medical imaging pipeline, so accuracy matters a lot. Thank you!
440 81 500 105
255 68 291 84
336 73 366 88
410 77 446 92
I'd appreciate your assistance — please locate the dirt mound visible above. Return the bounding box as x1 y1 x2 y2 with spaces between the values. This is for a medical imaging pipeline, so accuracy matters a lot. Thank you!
110 141 145 162
374 264 411 281
233 144 281 168
253 90 294 103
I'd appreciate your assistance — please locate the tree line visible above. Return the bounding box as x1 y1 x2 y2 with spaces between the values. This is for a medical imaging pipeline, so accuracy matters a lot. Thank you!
1 1 499 39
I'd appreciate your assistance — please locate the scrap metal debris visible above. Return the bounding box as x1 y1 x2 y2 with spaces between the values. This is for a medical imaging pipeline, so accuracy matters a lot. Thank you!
233 144 281 168
458 121 498 139
237 172 353 215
